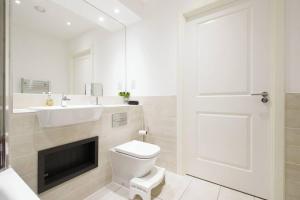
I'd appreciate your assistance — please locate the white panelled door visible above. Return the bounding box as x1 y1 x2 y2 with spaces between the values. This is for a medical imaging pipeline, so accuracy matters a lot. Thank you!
73 54 92 95
183 0 271 198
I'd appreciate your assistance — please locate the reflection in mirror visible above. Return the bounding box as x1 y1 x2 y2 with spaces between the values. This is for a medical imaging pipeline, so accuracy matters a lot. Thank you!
10 0 126 96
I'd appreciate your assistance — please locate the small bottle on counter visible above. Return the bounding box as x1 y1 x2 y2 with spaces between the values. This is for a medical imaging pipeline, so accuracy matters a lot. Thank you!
46 92 54 106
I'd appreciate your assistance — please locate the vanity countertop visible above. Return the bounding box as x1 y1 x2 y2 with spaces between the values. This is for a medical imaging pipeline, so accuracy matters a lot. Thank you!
13 108 36 114
13 104 141 114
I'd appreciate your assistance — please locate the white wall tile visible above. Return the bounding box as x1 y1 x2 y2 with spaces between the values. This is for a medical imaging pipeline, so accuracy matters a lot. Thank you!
285 94 300 200
135 96 177 172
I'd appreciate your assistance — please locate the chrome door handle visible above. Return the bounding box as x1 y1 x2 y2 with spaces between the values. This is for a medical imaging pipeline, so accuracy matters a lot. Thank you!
251 92 269 97
251 92 269 103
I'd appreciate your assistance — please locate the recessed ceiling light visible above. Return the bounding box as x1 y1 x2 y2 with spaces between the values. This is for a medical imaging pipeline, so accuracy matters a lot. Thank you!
98 17 104 22
66 22 71 26
34 5 46 13
114 9 120 14
15 0 21 5
204 20 216 24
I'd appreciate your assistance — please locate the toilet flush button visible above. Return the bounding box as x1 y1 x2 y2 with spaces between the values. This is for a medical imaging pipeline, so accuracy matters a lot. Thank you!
112 112 127 127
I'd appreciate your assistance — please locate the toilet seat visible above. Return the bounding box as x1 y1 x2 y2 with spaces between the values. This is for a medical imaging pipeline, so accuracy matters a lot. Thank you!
114 140 160 159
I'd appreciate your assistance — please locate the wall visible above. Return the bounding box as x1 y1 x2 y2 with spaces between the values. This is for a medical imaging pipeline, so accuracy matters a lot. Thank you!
126 0 219 96
11 24 69 93
9 105 143 200
126 0 180 96
68 28 126 96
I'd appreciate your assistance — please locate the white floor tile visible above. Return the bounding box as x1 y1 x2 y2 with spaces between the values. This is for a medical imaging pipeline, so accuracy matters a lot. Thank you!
218 187 254 200
180 177 220 200
85 173 260 200
117 187 162 200
111 187 131 200
151 171 191 200
84 183 122 200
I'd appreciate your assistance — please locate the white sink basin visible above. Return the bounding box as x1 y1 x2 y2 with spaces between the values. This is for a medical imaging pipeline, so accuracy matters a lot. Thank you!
30 105 103 128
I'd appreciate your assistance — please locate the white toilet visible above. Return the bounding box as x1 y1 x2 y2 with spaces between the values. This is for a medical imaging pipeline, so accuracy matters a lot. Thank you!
110 140 161 188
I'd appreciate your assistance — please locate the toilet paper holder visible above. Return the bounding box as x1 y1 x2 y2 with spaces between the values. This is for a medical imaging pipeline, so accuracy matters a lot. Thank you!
139 130 148 142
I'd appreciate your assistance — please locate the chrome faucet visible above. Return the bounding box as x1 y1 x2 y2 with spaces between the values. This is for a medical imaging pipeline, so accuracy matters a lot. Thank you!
61 94 71 107
91 83 103 105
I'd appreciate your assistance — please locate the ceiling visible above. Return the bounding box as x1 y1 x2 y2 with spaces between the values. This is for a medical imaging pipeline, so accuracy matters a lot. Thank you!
84 0 141 25
11 0 98 40
11 0 142 40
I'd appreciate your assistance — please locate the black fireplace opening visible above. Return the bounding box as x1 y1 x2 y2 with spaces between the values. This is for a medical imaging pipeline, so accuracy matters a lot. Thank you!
38 137 98 193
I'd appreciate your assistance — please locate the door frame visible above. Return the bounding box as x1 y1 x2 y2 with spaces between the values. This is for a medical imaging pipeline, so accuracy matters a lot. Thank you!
177 0 286 200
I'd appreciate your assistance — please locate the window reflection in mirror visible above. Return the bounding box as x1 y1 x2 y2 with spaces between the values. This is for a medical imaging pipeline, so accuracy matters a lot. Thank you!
10 0 126 96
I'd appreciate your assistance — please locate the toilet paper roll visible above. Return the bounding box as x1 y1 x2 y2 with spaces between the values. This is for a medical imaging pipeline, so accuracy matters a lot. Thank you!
138 130 148 136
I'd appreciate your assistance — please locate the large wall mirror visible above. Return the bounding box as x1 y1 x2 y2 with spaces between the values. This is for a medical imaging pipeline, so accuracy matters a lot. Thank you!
10 0 126 96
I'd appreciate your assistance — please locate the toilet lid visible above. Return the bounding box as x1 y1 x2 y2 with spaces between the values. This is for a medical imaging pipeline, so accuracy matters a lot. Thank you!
114 140 160 159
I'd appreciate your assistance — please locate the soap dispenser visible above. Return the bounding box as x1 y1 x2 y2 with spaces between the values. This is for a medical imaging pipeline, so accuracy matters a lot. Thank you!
46 92 54 106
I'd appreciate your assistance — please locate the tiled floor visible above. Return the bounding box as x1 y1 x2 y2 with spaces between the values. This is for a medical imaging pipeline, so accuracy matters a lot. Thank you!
85 171 262 200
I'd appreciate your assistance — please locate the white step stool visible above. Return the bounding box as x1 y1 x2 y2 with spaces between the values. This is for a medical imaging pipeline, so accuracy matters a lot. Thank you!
129 166 165 200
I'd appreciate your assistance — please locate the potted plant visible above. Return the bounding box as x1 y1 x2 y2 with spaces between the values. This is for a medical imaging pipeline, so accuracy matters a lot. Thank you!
119 91 130 103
